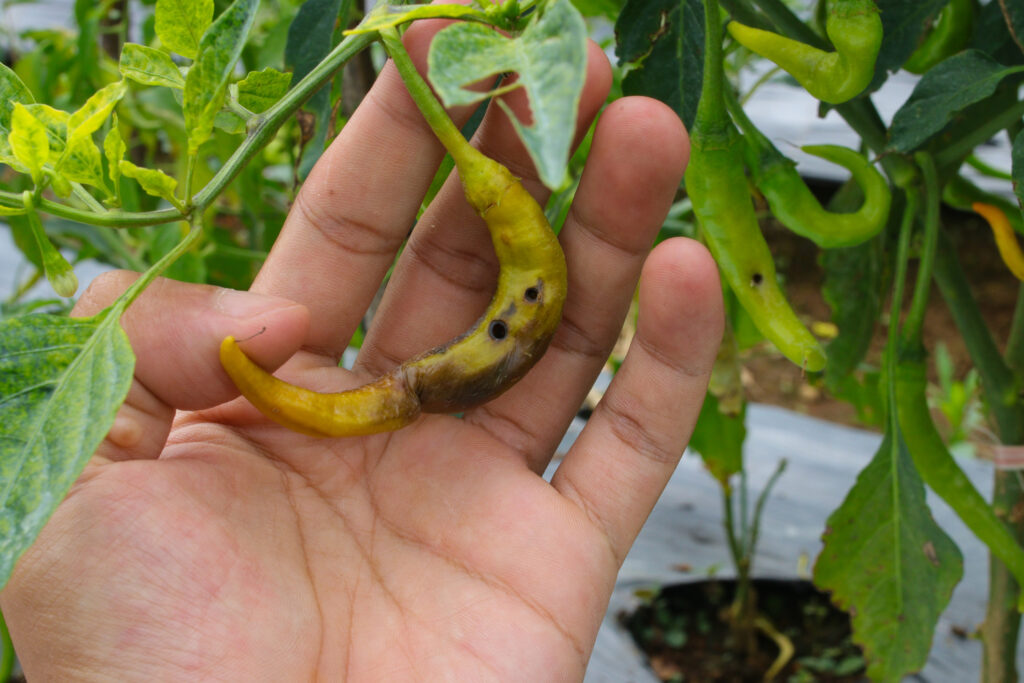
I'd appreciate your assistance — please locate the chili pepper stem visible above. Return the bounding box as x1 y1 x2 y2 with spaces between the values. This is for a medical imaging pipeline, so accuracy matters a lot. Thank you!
901 153 940 346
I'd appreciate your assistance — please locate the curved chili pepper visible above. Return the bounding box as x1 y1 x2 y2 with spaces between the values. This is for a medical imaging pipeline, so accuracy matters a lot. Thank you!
895 345 1024 608
724 90 891 248
220 29 567 438
973 202 1024 281
726 0 882 105
689 0 826 372
904 0 977 75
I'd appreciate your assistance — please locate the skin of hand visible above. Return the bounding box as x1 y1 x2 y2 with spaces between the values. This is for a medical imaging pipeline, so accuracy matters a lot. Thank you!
0 24 723 682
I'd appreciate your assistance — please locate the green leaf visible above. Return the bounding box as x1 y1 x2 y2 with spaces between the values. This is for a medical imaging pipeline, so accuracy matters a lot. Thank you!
66 80 128 146
889 50 1024 153
346 3 490 34
615 0 703 130
0 63 34 132
999 0 1024 57
822 183 886 390
119 43 187 89
427 0 587 189
8 104 49 184
236 67 292 113
285 0 347 178
104 114 126 190
183 0 260 154
688 394 745 486
0 312 134 588
23 104 69 162
155 0 214 60
814 432 962 682
58 135 105 189
866 0 948 93
119 159 179 205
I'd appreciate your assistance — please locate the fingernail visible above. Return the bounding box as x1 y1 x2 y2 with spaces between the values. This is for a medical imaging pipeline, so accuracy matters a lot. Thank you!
214 288 299 319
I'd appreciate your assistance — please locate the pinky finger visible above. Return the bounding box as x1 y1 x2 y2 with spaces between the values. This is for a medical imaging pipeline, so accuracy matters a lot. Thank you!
550 238 723 563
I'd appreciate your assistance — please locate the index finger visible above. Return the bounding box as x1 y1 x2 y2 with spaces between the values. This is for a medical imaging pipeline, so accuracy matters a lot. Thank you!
251 23 476 359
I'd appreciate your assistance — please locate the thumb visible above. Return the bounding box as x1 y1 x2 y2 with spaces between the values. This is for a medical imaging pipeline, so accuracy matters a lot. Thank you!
73 272 309 461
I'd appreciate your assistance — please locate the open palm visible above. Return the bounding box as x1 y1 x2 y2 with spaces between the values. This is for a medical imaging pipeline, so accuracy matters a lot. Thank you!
1 29 722 682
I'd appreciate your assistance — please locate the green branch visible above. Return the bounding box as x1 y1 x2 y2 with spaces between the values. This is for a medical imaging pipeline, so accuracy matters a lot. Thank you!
902 153 939 345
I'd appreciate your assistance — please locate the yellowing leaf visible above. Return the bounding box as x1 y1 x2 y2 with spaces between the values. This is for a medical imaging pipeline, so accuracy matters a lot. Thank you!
119 160 178 204
58 135 105 189
104 114 126 188
155 0 214 60
8 103 49 184
67 81 128 145
119 43 187 89
24 103 69 162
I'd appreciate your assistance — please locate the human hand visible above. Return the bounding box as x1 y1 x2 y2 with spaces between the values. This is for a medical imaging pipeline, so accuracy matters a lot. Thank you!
0 26 722 681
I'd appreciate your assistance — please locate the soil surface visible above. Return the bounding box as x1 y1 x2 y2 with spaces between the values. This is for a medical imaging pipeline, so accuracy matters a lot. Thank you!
620 579 865 682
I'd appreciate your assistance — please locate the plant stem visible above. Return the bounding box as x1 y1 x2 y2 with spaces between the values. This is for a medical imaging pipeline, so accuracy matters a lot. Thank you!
902 153 939 345
935 99 1024 173
378 27 476 168
111 215 203 314
1009 283 1024 377
697 0 727 127
983 470 1024 683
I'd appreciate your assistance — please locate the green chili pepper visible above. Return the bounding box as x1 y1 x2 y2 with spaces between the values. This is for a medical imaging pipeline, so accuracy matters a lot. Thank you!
904 0 977 75
688 0 826 372
727 0 882 105
724 90 891 248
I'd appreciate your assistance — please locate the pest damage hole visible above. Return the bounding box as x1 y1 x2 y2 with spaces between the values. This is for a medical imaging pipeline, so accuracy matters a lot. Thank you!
525 286 540 302
751 273 764 286
489 320 509 341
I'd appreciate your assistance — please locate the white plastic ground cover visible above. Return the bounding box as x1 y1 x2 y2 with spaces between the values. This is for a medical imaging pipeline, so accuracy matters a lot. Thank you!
556 404 1019 683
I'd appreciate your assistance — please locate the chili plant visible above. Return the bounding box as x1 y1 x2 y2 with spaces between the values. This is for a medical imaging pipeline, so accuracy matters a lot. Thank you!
618 0 1024 680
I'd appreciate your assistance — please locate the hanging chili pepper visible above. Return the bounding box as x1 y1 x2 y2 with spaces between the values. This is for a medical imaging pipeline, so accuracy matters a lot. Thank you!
220 27 567 437
727 0 882 105
724 89 891 248
687 0 825 371
890 154 1024 608
904 0 977 75
973 202 1024 281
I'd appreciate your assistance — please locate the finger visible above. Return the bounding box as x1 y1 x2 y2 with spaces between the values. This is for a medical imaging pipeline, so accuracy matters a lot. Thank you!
551 238 723 563
73 272 308 461
251 20 478 359
464 97 689 471
355 42 613 376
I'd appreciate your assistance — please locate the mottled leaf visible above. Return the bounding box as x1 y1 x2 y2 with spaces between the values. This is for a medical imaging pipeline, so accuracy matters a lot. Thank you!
615 0 703 130
347 3 490 34
119 160 178 203
183 0 259 154
0 63 34 132
889 50 1024 153
0 313 134 588
814 432 962 682
8 104 48 184
58 136 105 189
427 0 587 189
119 43 187 89
237 67 292 113
155 0 214 59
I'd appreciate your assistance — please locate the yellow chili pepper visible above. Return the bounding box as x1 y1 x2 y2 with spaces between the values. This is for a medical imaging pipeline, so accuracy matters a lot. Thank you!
973 202 1024 281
